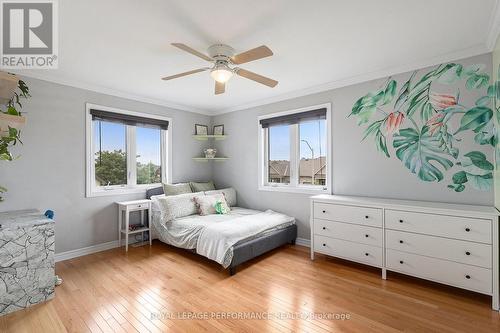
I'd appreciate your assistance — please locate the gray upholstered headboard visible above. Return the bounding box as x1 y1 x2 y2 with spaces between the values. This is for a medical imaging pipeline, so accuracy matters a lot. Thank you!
146 186 164 199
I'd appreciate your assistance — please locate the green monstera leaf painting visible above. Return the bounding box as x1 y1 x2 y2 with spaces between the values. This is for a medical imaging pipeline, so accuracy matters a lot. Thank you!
349 62 498 192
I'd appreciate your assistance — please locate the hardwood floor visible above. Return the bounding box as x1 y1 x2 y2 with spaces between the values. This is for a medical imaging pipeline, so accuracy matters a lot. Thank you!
1 241 499 332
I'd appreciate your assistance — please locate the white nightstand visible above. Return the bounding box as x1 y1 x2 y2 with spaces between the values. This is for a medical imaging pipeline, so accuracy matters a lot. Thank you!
117 199 152 251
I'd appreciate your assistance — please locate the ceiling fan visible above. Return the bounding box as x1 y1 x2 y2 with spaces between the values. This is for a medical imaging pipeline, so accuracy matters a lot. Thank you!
162 43 278 95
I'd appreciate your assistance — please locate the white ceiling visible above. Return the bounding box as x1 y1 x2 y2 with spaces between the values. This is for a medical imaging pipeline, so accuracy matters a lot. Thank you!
14 0 500 115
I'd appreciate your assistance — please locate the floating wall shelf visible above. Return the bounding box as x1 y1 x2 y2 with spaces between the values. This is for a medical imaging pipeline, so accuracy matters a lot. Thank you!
192 157 229 162
192 135 227 141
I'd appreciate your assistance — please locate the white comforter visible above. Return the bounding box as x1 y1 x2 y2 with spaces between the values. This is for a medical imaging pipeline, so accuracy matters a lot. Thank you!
151 199 294 268
196 210 295 267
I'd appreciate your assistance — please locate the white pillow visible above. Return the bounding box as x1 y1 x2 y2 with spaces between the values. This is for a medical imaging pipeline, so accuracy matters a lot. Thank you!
194 193 231 215
205 187 237 207
156 192 204 222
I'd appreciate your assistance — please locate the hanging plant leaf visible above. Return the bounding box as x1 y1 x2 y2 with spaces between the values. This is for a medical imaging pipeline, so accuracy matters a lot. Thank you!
406 86 429 117
382 80 397 105
6 106 19 115
356 104 377 125
475 95 491 107
473 121 496 146
461 64 485 77
362 120 383 140
437 63 463 84
420 102 434 123
394 71 416 111
463 151 493 170
393 126 453 182
454 106 492 134
435 125 459 159
452 171 468 185
466 73 489 90
375 131 390 157
467 173 493 191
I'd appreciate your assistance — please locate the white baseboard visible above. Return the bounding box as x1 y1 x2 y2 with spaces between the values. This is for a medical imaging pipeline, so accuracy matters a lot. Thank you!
55 240 120 262
55 237 310 263
295 237 310 247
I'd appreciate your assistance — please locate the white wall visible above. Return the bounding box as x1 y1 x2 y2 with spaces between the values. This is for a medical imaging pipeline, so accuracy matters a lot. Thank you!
212 53 494 240
0 77 213 253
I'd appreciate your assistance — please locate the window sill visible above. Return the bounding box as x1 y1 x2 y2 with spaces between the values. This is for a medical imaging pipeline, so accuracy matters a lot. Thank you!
87 184 160 198
258 185 330 195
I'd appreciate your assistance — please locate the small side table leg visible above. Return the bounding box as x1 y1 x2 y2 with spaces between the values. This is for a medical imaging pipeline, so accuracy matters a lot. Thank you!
148 207 152 246
125 208 129 252
118 208 122 248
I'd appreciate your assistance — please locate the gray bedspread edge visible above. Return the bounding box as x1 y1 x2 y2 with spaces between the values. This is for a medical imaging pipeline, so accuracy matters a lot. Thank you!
228 224 297 275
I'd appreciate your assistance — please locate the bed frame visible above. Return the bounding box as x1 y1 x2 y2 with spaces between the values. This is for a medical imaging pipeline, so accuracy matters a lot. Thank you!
146 187 297 275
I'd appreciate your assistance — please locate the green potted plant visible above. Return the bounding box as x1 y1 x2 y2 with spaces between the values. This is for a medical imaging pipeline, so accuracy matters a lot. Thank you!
0 71 30 201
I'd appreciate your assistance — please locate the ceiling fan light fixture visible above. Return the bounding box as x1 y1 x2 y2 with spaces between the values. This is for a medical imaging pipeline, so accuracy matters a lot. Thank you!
210 64 233 83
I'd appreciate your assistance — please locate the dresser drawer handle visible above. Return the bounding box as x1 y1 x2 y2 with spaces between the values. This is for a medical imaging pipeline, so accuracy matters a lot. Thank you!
322 243 326 247
365 215 369 219
465 227 470 232
365 252 369 256
465 275 471 279
365 234 369 238
322 227 326 230
399 240 404 244
137 205 142 208
465 251 471 256
322 210 326 213
399 260 404 264
399 219 403 223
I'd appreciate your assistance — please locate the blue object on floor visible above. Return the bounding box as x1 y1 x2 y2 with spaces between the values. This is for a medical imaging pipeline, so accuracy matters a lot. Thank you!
44 210 54 219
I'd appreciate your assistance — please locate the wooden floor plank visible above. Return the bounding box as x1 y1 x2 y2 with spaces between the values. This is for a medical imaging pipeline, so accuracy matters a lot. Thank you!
1 241 499 333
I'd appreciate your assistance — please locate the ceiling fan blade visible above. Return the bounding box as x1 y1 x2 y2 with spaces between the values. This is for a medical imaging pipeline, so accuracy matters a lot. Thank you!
215 81 225 95
236 68 278 88
171 43 213 62
231 45 273 65
161 67 209 80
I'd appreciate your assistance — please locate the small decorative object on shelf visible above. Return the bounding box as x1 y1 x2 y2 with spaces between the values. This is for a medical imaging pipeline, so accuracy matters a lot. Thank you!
213 124 224 135
204 148 217 158
195 124 208 135
129 224 145 231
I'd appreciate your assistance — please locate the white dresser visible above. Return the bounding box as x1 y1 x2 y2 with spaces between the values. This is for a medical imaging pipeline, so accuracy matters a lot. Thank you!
310 195 499 310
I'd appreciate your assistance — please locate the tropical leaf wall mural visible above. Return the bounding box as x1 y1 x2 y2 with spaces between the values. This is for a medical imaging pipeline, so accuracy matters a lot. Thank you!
349 62 498 193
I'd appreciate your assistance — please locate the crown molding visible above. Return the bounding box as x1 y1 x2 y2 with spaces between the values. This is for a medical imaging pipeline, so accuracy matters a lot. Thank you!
6 70 213 116
214 43 491 115
6 40 495 118
486 0 500 51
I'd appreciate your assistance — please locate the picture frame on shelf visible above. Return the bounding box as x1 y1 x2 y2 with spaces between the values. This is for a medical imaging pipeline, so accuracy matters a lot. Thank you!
213 124 224 135
195 124 209 135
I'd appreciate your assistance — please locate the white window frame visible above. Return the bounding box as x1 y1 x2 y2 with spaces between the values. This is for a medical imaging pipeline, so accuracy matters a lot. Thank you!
85 103 172 197
258 103 332 194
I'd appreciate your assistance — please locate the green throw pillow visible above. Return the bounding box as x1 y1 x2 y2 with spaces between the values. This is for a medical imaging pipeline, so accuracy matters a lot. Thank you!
162 183 193 196
189 181 215 192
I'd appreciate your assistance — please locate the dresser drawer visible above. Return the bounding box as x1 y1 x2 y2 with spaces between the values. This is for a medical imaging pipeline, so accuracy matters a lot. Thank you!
386 230 492 268
314 219 383 247
385 210 491 244
314 235 383 267
386 249 492 294
314 203 382 228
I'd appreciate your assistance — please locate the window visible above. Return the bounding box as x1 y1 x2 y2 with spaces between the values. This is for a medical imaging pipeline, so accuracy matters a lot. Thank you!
268 125 290 184
86 104 171 197
259 104 331 193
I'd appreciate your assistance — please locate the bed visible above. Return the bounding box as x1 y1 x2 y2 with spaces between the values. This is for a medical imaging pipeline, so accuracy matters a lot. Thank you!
146 186 297 275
